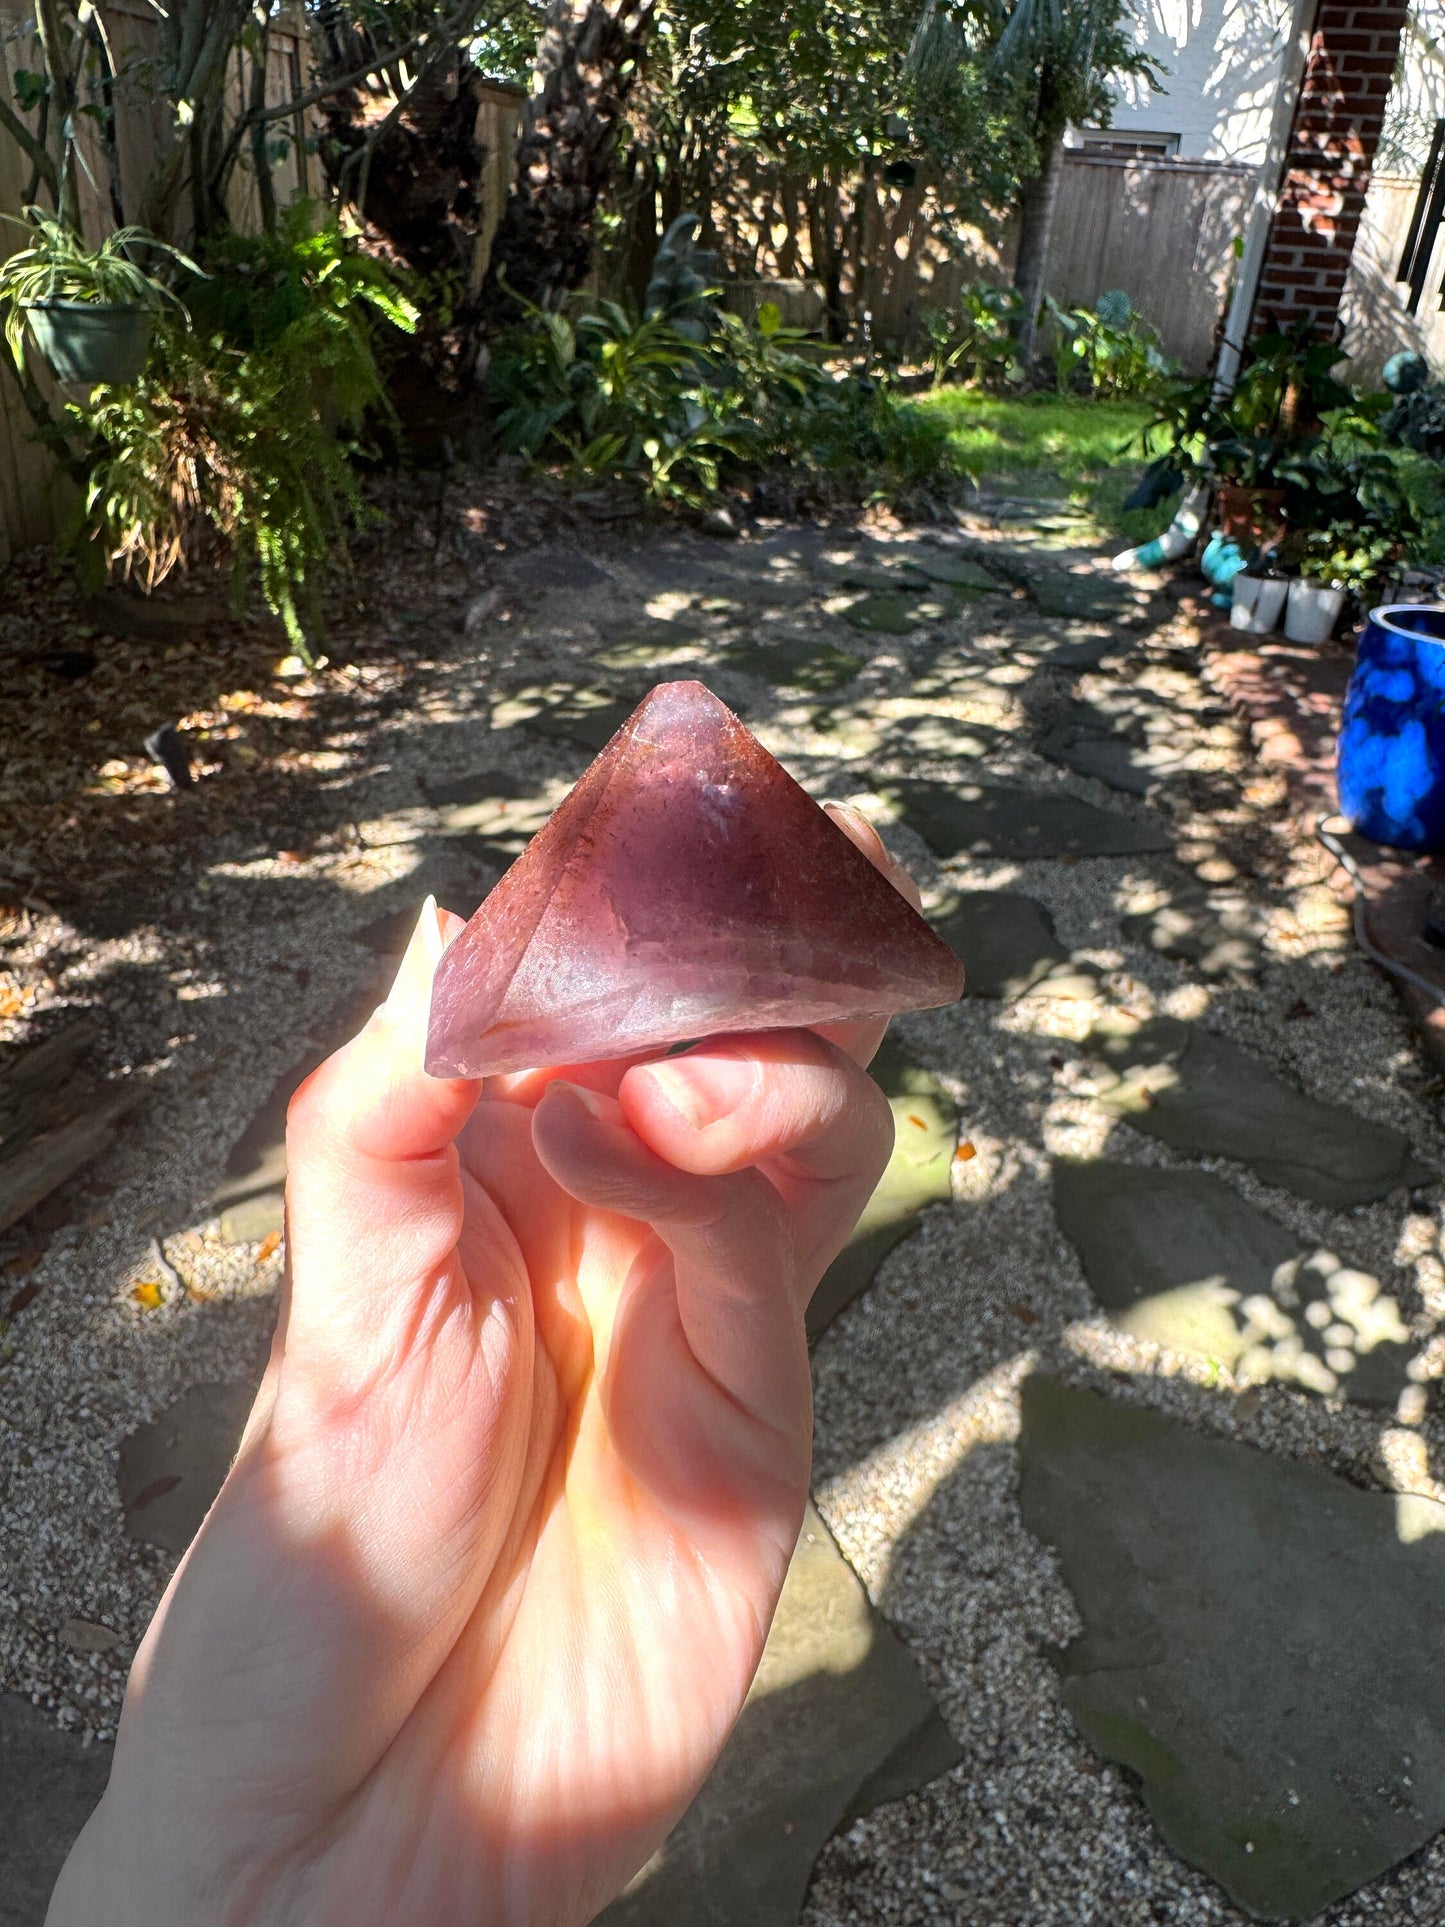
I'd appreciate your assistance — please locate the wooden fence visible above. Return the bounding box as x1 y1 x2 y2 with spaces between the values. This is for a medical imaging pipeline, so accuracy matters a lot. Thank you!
707 151 1254 372
1044 157 1255 371
0 0 315 569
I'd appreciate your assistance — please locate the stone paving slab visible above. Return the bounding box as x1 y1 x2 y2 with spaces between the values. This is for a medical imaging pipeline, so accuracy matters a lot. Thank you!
1019 1375 1445 1921
1120 881 1262 981
526 692 638 752
907 551 1003 591
1091 1017 1434 1207
504 546 613 590
807 1042 957 1339
868 714 1003 764
1052 1161 1413 1403
598 1504 959 1927
877 779 1172 860
930 891 1068 1000
1012 629 1124 672
719 637 864 694
118 1381 257 1553
0 1695 111 1927
842 592 932 636
209 979 390 1224
1040 699 1157 796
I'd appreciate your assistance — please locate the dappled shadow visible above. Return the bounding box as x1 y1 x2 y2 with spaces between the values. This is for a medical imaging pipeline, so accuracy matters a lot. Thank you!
8 472 1445 1927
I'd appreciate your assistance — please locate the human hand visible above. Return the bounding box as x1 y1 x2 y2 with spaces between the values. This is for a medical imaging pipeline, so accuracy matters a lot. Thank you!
49 809 913 1927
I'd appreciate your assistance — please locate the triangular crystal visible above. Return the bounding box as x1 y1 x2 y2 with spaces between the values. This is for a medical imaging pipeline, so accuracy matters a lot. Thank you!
426 681 963 1077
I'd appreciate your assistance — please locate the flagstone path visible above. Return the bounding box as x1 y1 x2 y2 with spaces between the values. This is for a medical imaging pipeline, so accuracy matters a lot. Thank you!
5 489 1445 1926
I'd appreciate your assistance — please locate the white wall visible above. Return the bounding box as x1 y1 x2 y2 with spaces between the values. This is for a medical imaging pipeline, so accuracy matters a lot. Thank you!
1379 0 1445 173
1343 2 1445 378
1068 0 1294 164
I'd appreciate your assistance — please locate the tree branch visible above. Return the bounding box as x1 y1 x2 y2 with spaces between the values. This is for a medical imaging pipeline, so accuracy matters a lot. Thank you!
245 0 498 131
0 96 57 191
0 349 90 485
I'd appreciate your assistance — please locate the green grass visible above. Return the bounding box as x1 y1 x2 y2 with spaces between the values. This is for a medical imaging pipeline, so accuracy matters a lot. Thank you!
911 388 1154 480
1084 466 1182 546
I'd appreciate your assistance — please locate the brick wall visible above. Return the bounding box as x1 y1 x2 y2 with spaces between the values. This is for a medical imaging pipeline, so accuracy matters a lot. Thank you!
1252 0 1410 336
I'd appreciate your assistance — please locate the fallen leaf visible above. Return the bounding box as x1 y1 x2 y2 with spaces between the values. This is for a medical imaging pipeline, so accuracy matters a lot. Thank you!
257 1230 282 1263
955 1140 977 1163
129 1473 180 1511
8 1278 41 1316
130 1279 164 1309
59 1616 120 1654
1008 1302 1040 1325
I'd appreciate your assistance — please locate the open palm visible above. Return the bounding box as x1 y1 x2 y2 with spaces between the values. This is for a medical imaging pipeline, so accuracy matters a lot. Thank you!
50 810 908 1927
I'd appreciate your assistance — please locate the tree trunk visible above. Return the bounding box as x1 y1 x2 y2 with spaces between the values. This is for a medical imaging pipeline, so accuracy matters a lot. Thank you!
806 162 846 342
481 0 653 319
1012 118 1066 369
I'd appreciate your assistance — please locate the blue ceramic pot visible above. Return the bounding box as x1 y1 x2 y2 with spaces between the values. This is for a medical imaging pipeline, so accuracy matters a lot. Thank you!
1337 603 1445 852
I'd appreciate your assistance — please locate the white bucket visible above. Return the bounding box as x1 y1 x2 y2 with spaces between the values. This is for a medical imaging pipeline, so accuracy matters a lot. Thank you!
1283 578 1346 644
1230 573 1288 633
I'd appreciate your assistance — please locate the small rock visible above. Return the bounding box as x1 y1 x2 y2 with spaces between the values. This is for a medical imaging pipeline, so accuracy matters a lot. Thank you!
699 505 739 538
463 588 502 635
218 1189 284 1245
58 1617 119 1655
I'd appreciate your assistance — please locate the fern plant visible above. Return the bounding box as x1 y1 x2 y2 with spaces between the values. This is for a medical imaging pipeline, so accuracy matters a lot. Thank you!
70 207 418 657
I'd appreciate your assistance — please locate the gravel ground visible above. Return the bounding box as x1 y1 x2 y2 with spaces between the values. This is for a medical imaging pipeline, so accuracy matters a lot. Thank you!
3 487 1445 1923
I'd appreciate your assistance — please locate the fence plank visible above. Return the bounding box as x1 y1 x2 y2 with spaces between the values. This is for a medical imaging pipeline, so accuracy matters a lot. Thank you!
1047 158 1254 368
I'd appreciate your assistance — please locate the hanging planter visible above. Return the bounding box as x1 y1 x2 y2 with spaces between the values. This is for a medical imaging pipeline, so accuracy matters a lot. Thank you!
0 210 197 389
23 301 152 385
1337 604 1445 852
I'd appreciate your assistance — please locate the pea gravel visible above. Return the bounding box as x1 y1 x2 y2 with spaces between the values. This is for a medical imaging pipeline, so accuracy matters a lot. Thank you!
2 502 1444 1927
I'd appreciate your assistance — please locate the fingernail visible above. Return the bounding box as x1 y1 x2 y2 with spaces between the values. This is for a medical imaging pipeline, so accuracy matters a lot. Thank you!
382 897 445 1024
551 1079 609 1120
823 800 881 842
641 1053 758 1129
420 894 445 966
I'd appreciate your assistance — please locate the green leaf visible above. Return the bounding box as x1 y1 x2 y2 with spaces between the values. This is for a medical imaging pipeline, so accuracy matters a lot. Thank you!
13 70 47 113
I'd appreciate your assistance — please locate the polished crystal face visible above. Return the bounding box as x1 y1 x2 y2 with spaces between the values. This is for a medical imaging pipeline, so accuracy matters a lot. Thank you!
425 680 964 1078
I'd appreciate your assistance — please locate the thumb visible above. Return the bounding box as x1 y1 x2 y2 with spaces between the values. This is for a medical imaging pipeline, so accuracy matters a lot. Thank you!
281 897 480 1363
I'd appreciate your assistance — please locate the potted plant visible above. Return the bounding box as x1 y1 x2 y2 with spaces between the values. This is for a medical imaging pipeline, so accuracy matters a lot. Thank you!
1285 527 1395 643
0 211 196 385
1229 561 1288 633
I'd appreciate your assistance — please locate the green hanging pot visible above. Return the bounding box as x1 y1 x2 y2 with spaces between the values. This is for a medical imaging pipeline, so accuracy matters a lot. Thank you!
23 300 152 384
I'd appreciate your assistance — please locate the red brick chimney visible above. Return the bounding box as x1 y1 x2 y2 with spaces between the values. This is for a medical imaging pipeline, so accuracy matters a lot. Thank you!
1251 1 1410 337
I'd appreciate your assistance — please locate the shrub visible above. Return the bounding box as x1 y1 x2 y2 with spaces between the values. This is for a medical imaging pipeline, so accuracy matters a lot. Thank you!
489 293 963 511
489 295 745 508
70 205 418 656
919 284 1024 389
1045 292 1173 401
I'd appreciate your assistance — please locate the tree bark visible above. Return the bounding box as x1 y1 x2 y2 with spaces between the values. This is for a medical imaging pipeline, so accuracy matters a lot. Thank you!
1012 114 1066 369
481 0 654 319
